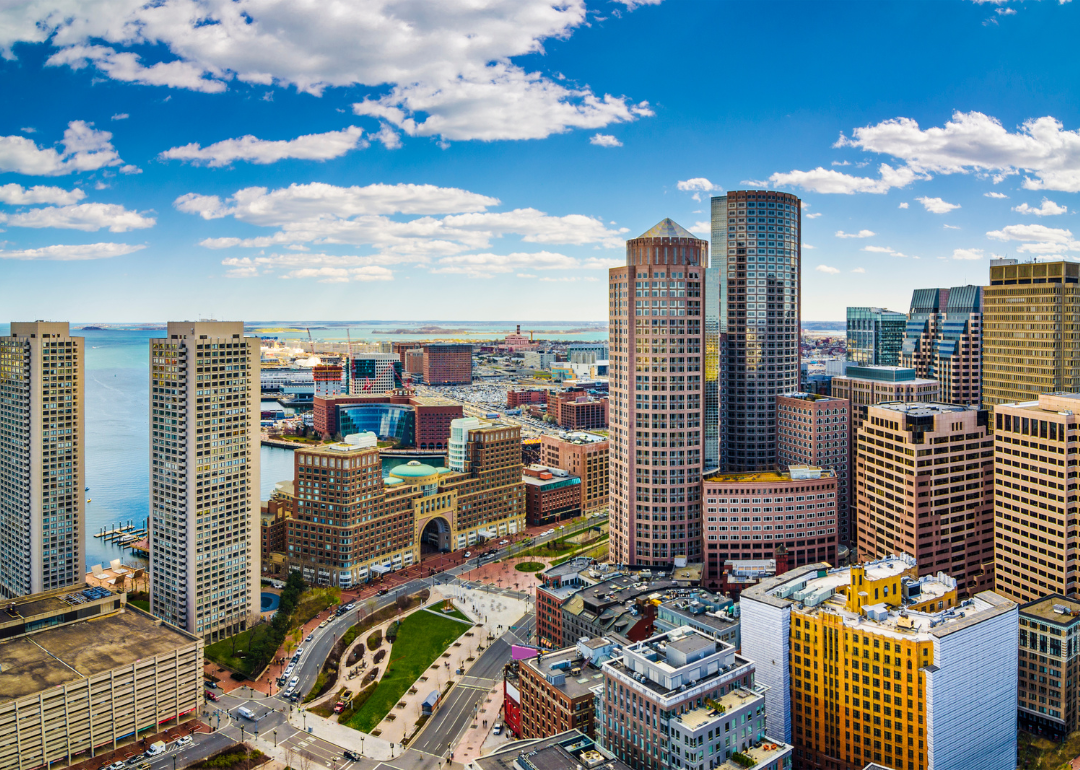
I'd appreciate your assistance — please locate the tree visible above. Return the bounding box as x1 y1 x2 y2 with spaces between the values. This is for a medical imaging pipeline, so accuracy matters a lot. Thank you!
396 594 410 613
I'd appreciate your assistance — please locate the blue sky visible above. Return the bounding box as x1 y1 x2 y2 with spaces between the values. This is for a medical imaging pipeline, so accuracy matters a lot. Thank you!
1 0 1078 323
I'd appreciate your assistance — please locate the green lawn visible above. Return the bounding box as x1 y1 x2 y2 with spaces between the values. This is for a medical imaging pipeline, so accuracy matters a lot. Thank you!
129 598 151 612
346 610 470 732
515 561 545 573
203 624 276 676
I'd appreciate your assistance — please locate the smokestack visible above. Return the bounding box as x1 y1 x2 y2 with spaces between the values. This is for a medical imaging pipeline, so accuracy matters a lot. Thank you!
517 324 521 335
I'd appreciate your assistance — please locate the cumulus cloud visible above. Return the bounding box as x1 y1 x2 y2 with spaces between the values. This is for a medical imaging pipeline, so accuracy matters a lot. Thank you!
161 126 370 167
0 121 123 175
835 229 875 238
851 267 866 273
111 113 129 120
689 221 710 235
768 163 920 194
952 248 985 260
2 1 654 143
801 243 814 249
1013 198 1067 216
815 265 840 274
985 191 1009 198
677 178 720 192
986 223 1080 253
862 245 914 258
915 196 960 213
3 203 155 232
898 202 909 208
0 242 145 260
0 184 86 205
944 224 961 230
590 134 622 147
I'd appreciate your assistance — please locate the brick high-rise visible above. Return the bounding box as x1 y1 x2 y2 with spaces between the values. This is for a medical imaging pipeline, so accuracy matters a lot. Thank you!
609 219 705 567
422 343 473 385
710 190 801 472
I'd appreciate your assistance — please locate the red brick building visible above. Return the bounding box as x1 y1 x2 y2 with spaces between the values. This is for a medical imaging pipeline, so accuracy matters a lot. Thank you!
260 495 291 564
423 343 473 385
540 432 608 512
404 348 424 374
517 643 606 739
314 392 461 447
548 388 608 430
507 388 548 408
523 466 582 526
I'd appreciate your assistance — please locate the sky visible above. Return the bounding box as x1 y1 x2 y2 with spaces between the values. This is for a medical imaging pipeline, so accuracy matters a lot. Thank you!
1 0 1079 323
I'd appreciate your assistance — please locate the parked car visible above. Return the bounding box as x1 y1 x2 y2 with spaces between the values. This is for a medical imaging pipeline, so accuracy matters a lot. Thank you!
343 749 363 761
493 724 503 735
305 633 314 642
205 691 219 702
295 646 304 658
289 676 299 687
377 588 389 596
125 755 145 767
105 762 126 770
204 680 219 689
175 735 194 749
463 551 472 558
499 539 509 545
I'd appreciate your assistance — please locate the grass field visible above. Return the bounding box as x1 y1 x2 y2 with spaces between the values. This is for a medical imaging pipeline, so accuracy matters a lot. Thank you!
346 610 471 732
1019 729 1080 770
204 624 277 676
515 561 545 572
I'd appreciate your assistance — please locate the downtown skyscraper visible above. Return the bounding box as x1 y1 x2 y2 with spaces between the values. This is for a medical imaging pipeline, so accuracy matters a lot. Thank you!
0 321 84 598
609 219 706 568
149 321 260 642
709 190 801 472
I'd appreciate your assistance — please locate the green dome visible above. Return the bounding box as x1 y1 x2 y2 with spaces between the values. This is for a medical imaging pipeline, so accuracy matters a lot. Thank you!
390 461 439 479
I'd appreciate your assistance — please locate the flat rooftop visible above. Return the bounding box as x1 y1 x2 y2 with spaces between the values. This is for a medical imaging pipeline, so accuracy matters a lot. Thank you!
1021 595 1080 625
0 607 198 703
704 469 833 484
872 401 977 416
524 648 603 699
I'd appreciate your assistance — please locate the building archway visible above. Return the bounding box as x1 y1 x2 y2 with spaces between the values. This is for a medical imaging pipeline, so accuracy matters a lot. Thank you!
421 516 452 554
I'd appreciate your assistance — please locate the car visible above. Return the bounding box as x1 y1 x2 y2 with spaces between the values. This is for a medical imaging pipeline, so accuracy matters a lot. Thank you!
499 539 509 545
290 676 299 686
333 701 347 714
204 680 219 689
295 647 304 657
205 691 219 702
305 633 314 642
105 762 126 770
319 620 328 628
125 755 146 766
343 749 363 761
557 525 565 530
464 551 472 558
377 588 388 596
283 687 295 698
284 665 295 676
277 675 287 686
345 603 355 611
175 735 194 749
493 724 503 735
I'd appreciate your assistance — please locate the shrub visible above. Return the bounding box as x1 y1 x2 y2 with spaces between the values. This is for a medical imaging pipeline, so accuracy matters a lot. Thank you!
386 620 400 643
373 649 386 664
367 630 383 650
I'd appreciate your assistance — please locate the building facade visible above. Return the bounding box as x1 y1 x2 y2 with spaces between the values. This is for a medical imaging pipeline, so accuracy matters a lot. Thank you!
710 190 802 473
349 353 403 393
899 285 983 407
598 626 792 770
313 364 344 398
568 343 609 363
993 393 1080 603
703 467 838 584
608 218 706 567
776 393 851 547
1017 594 1080 739
0 588 203 770
846 307 906 367
983 260 1080 409
549 387 609 430
540 432 609 512
149 321 260 643
423 343 473 385
0 321 84 599
855 402 994 595
516 640 610 739
313 392 461 447
523 466 582 526
740 555 1018 770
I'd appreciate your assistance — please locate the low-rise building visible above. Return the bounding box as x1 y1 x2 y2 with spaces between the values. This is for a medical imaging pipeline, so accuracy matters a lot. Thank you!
653 591 740 649
1017 594 1080 738
549 388 609 430
524 351 557 369
524 465 582 526
0 587 203 769
540 431 609 513
515 639 616 739
469 730 632 770
536 559 614 649
598 626 792 770
508 388 549 408
313 392 462 448
261 491 291 565
741 554 1018 770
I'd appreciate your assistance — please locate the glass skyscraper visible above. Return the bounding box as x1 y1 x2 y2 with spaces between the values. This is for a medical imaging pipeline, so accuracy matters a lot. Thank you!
709 190 802 472
846 306 906 366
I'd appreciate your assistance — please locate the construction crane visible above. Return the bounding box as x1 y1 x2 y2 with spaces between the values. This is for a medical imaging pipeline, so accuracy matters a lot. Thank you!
306 327 314 354
345 328 353 393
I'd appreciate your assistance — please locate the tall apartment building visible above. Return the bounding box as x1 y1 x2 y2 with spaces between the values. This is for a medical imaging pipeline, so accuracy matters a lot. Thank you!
776 393 851 547
983 260 1080 409
540 431 608 512
830 365 940 427
1017 594 1080 739
710 190 802 472
598 626 793 770
608 218 706 567
0 321 84 598
741 555 1018 770
149 321 260 643
846 307 906 367
993 393 1080 603
703 467 838 581
899 286 983 406
423 343 473 385
855 402 994 595
404 348 424 375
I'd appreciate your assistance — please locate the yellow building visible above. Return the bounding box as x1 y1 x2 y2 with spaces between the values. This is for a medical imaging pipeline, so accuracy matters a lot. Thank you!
741 554 1017 770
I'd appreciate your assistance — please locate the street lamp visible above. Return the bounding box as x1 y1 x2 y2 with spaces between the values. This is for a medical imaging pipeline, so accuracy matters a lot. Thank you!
360 735 365 756
273 729 278 747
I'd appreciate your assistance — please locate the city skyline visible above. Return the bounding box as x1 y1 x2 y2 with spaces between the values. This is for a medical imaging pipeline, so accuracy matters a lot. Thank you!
2 1 1079 322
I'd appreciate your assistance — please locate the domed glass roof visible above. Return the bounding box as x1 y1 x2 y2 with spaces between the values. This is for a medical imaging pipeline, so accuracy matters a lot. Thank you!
390 460 439 478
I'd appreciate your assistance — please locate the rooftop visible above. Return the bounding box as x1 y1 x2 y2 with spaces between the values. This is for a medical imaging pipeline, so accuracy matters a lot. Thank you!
871 401 979 416
635 218 699 241
523 647 604 699
0 605 198 703
1021 595 1080 625
472 730 631 770
704 468 834 484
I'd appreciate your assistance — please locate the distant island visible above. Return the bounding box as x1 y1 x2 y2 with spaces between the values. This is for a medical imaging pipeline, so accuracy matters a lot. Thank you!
378 326 470 334
80 326 107 330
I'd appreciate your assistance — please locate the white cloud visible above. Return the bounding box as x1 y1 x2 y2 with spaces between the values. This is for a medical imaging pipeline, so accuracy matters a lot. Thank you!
862 245 913 258
801 243 814 249
689 221 710 235
851 267 866 273
898 202 909 209
516 273 537 278
831 160 850 166
768 163 920 194
984 191 1009 198
815 265 840 274
0 183 86 205
944 224 961 230
987 223 1080 253
0 121 123 175
432 250 582 278
160 127 369 167
611 0 664 8
677 178 720 192
997 7 1017 14
1013 198 1068 216
119 164 141 174
590 134 622 148
915 196 960 214
836 229 875 239
804 212 821 219
4 203 155 232
111 113 128 120
0 242 145 260
952 248 985 260
2 1 653 143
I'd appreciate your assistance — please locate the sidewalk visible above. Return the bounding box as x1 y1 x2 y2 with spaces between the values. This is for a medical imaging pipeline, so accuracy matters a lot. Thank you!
451 681 511 765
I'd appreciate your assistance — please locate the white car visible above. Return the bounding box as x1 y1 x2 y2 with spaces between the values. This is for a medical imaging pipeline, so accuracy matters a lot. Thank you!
289 676 299 687
493 724 503 735
295 647 304 658
557 525 565 530
464 551 472 558
499 539 509 545
305 633 314 642
284 664 295 676
175 736 193 749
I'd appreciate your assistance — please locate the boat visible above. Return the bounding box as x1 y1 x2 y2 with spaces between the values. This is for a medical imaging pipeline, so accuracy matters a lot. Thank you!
86 498 91 503
85 486 89 491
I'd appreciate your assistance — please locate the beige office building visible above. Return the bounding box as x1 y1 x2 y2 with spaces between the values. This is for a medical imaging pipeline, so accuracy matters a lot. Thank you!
993 393 1080 603
149 321 260 643
0 321 84 599
0 586 203 770
983 260 1080 409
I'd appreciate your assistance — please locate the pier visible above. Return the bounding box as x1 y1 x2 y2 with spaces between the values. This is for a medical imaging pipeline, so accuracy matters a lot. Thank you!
94 521 148 543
